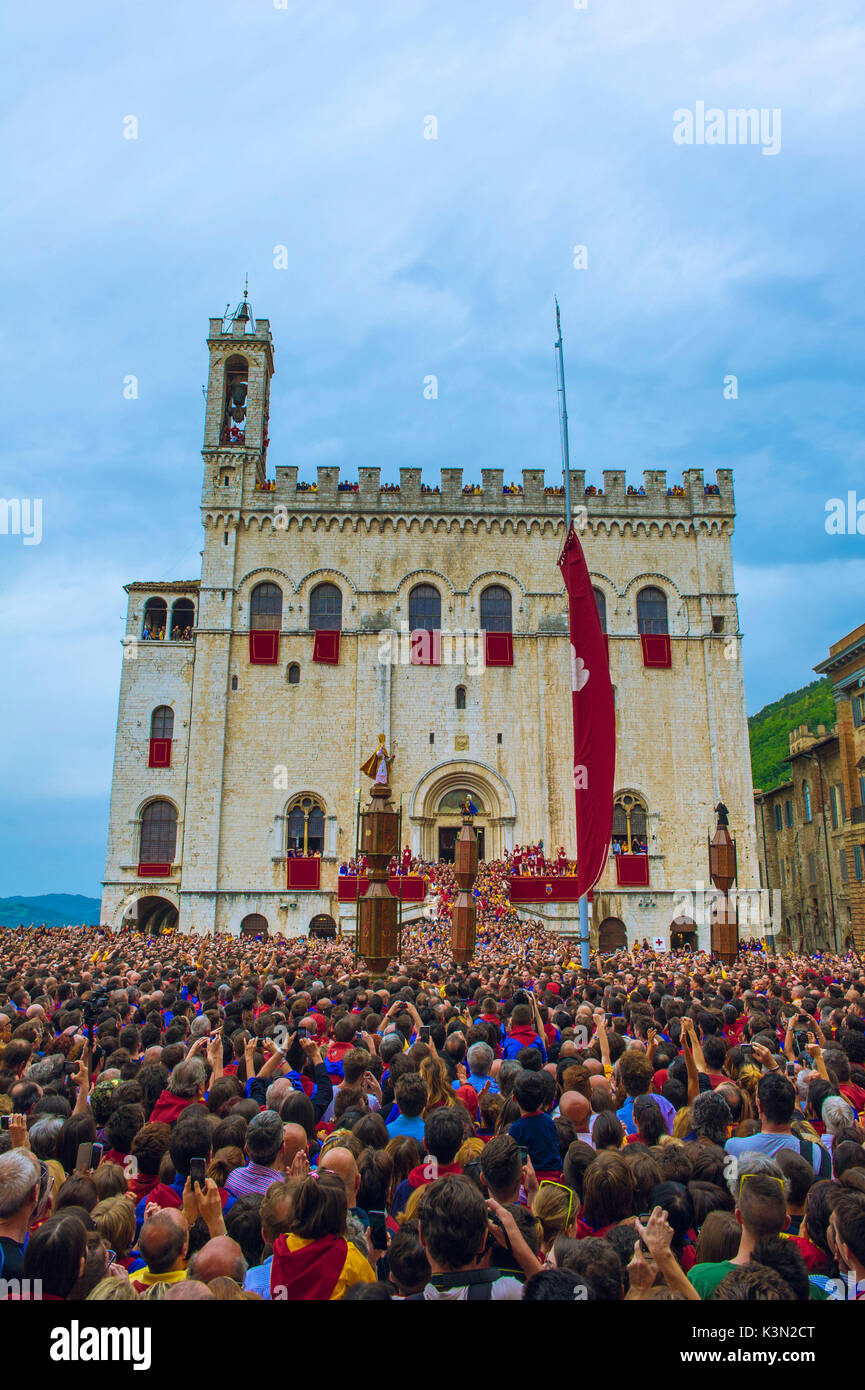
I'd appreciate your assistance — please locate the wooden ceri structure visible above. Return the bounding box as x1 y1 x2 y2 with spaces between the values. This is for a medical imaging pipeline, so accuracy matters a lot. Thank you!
451 805 479 964
708 801 738 965
356 781 401 974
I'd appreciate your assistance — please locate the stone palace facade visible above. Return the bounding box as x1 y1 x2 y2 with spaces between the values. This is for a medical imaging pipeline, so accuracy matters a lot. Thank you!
101 298 763 946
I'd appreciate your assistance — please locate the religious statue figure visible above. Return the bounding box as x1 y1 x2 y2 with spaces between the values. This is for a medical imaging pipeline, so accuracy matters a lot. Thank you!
360 734 394 786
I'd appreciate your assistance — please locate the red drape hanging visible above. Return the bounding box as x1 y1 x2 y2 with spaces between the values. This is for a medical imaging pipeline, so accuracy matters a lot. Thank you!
312 630 340 664
558 526 616 899
484 632 514 667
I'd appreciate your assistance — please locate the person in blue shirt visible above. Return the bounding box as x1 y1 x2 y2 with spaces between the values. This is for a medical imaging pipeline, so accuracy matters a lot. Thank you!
501 1003 547 1063
386 1073 427 1143
508 1070 560 1173
453 1042 500 1096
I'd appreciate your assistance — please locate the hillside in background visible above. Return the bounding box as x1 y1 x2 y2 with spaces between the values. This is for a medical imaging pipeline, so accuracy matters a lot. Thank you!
0 894 102 929
749 677 836 794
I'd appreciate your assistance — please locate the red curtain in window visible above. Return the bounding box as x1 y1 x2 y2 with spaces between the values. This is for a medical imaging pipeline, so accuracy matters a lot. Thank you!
484 632 513 667
287 857 321 890
640 634 671 668
148 738 172 768
138 862 172 878
410 630 441 666
249 631 280 664
312 630 340 664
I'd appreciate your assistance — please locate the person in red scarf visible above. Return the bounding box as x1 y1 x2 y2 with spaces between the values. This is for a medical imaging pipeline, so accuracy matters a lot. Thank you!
270 1171 374 1300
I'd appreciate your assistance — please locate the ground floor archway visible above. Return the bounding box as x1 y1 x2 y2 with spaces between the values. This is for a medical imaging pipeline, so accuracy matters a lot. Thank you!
240 913 269 938
309 913 337 939
597 917 627 951
122 896 178 934
670 916 698 951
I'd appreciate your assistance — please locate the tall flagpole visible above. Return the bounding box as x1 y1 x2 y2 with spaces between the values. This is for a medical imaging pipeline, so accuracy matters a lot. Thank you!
555 298 572 531
555 299 589 969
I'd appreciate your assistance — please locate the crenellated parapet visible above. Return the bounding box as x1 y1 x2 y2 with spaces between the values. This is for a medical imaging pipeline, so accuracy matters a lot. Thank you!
201 464 733 532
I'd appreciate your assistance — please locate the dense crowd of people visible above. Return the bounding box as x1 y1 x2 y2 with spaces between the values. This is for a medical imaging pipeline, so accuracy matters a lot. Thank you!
1 906 865 1305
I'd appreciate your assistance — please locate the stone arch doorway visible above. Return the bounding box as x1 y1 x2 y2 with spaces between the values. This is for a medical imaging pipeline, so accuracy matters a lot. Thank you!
670 916 698 950
597 917 627 952
436 787 487 863
309 913 337 939
409 761 516 862
240 913 269 938
122 896 178 934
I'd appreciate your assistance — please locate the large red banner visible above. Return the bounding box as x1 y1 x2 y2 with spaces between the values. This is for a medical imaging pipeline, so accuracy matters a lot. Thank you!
558 526 616 899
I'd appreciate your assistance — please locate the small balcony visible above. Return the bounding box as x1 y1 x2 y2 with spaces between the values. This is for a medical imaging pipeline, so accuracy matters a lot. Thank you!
615 853 650 888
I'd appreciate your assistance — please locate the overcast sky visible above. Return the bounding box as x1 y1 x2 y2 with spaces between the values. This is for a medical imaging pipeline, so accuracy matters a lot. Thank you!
1 0 863 898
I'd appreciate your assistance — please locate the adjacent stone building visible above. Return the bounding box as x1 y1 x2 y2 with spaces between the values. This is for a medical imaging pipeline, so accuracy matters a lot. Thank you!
755 623 865 952
101 297 763 944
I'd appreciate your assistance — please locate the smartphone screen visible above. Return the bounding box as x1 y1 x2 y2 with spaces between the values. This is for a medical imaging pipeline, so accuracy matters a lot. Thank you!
0 1115 11 1130
419 1027 430 1043
368 1210 388 1248
519 1146 529 1163
91 1142 104 1167
189 1157 207 1187
75 1142 93 1171
740 1045 753 1063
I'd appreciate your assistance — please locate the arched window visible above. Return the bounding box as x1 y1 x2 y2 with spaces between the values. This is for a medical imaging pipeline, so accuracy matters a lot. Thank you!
150 706 174 740
250 582 282 630
170 598 195 640
480 585 512 633
143 598 167 640
613 792 648 854
637 587 668 635
140 801 177 864
287 663 300 685
803 781 812 823
455 685 466 710
593 588 607 633
409 583 441 631
287 796 326 856
309 582 342 631
221 355 248 445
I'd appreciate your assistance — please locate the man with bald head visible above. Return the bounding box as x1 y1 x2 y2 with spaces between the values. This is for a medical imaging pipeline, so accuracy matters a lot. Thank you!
319 1146 361 1216
131 1208 189 1291
558 1090 594 1145
188 1235 247 1287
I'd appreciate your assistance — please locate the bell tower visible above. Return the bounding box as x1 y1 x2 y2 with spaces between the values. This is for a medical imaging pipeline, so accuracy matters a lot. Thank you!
202 287 274 494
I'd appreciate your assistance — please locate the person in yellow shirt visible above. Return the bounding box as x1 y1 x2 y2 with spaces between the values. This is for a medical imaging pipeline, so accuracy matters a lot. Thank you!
270 1172 375 1300
130 1209 189 1292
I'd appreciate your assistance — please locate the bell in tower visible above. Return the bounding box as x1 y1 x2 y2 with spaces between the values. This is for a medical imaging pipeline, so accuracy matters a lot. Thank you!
221 356 249 445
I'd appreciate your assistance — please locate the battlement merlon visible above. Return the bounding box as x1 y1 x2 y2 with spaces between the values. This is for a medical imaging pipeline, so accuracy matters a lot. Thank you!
203 464 734 517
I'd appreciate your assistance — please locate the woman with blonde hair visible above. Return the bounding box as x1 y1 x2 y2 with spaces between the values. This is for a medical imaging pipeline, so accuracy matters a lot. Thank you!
91 1194 136 1269
532 1181 576 1256
420 1055 459 1117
